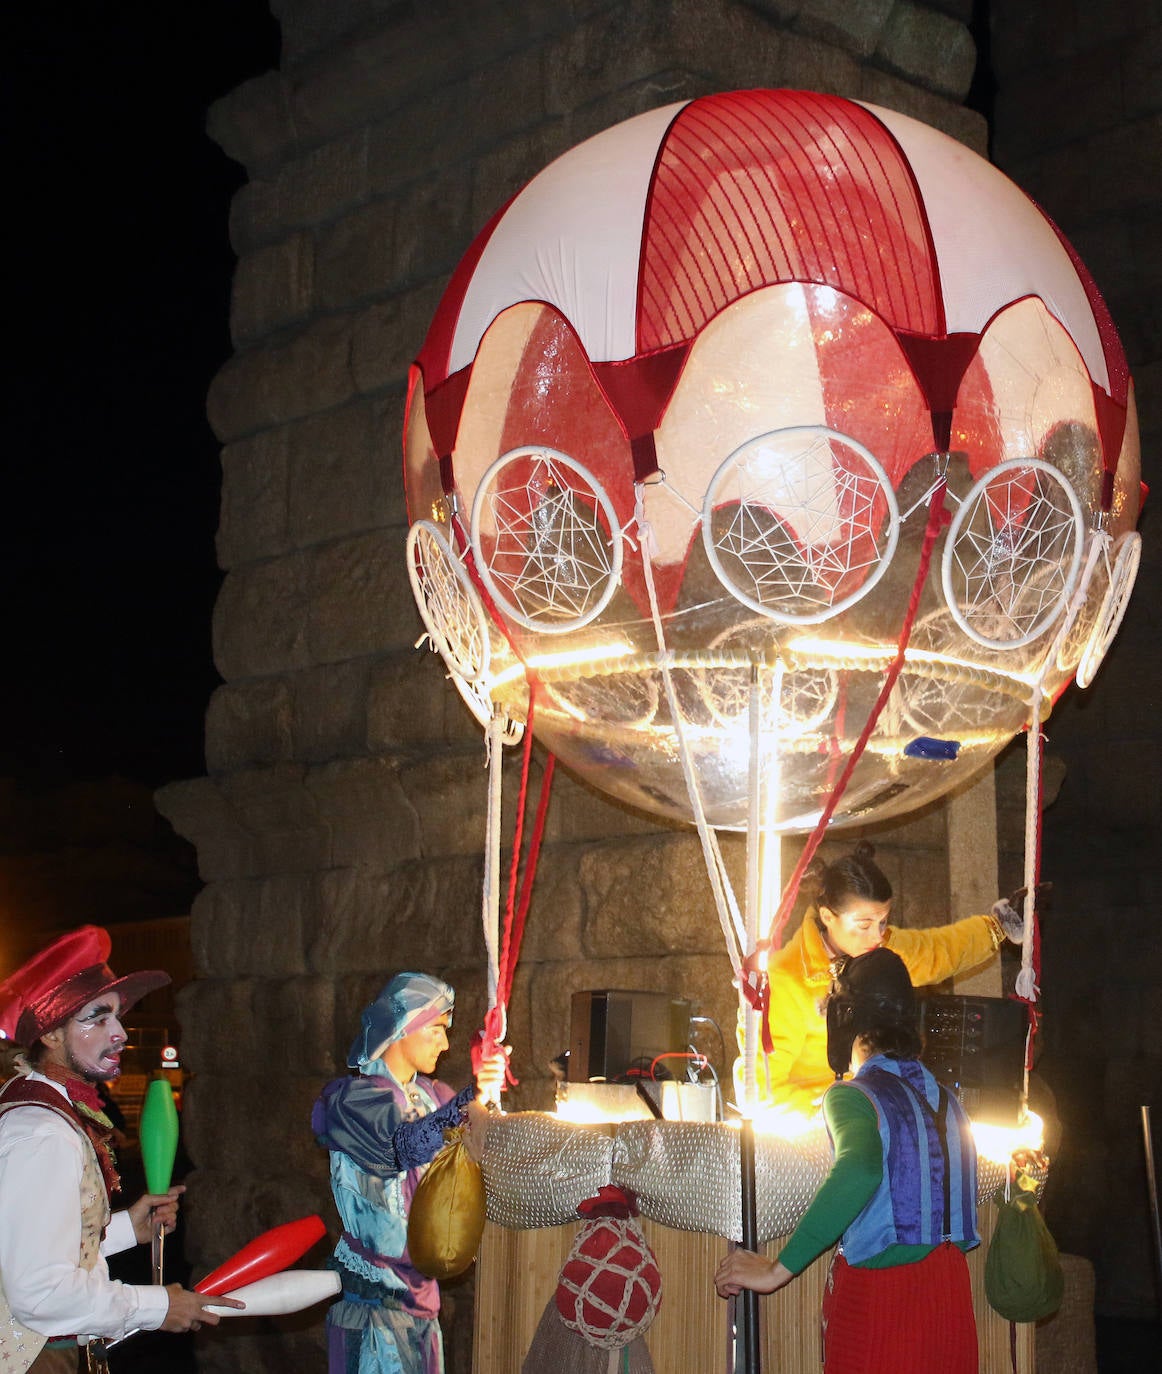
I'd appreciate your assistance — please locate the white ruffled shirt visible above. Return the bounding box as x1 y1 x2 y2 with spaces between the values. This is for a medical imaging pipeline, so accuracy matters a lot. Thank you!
0 1071 170 1340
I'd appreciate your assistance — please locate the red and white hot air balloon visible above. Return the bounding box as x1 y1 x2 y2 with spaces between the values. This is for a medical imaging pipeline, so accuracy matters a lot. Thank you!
404 89 1141 833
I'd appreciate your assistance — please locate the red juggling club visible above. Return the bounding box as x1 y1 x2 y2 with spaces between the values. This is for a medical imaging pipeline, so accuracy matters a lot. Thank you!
195 1215 327 1297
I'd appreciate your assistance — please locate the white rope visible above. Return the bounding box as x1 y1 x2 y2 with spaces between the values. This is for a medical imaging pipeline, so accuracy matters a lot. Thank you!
482 711 505 1009
1013 532 1106 1098
634 485 746 978
743 666 762 1111
1015 532 1105 1009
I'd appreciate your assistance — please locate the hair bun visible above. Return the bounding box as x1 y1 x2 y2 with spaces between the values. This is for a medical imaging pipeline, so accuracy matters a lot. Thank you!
853 840 876 863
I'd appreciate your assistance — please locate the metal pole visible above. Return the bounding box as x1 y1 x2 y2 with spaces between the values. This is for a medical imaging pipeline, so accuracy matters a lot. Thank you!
737 1117 762 1373
1142 1105 1162 1318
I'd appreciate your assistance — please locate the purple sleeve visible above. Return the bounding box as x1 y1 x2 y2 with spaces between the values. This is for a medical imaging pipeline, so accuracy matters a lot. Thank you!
392 1085 474 1171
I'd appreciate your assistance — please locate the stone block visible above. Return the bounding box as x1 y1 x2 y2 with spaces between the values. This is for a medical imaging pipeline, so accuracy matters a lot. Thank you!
206 70 296 176
230 128 371 254
206 314 357 443
448 43 551 167
291 658 372 762
205 678 296 773
793 0 893 58
365 647 454 752
287 10 474 149
516 843 585 964
273 0 392 66
216 427 291 569
155 776 257 883
180 1152 330 1279
285 398 393 548
468 120 571 232
184 1071 322 1180
543 765 675 845
856 67 987 150
350 282 446 395
179 974 335 1078
213 553 312 680
875 1 977 100
314 196 399 310
579 834 725 957
190 872 319 977
230 232 316 345
392 170 474 285
397 750 491 858
220 758 326 821
306 854 487 974
306 527 422 662
305 754 422 869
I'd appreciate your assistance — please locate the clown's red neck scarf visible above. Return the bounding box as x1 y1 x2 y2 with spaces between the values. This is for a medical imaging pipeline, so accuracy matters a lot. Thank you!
38 1061 121 1198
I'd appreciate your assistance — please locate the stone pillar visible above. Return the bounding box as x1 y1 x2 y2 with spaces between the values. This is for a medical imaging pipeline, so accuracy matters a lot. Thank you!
161 3 995 1368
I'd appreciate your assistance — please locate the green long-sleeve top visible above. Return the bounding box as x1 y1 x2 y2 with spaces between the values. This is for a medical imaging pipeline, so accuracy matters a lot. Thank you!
777 1083 974 1274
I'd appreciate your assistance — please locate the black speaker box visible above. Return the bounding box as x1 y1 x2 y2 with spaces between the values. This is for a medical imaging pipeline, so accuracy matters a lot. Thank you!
568 990 692 1083
920 994 1027 1120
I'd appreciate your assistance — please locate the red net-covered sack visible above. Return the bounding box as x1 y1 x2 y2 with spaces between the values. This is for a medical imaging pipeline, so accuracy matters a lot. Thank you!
555 1186 662 1349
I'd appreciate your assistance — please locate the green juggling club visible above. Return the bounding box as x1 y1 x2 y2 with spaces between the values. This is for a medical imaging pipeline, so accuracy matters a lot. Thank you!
139 1078 179 1284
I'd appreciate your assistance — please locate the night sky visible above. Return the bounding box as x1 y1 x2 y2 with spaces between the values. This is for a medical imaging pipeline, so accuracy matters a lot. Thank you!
5 3 279 787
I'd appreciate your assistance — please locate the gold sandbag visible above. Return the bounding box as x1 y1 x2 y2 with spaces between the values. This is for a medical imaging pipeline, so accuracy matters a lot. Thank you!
407 1125 486 1280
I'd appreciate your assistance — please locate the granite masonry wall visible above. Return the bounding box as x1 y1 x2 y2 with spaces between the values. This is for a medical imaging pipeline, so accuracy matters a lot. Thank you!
154 1 1159 1367
988 0 1162 1327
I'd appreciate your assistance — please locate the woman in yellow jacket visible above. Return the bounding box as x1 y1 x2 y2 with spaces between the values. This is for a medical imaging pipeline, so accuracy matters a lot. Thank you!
743 842 1026 1116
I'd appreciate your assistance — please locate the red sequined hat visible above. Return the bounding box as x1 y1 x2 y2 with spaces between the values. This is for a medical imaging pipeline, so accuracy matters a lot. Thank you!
0 925 170 1045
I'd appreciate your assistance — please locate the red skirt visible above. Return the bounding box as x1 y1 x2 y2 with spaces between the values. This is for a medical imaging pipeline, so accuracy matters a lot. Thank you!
821 1243 978 1374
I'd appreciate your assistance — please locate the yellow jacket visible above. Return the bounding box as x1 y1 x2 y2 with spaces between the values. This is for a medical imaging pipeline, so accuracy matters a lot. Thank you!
739 908 1003 1115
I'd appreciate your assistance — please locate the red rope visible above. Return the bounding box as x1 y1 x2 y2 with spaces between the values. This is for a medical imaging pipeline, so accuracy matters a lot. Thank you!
474 681 557 1085
740 482 951 1030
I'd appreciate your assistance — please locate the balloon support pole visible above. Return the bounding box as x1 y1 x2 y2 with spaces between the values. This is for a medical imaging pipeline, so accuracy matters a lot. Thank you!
735 1116 762 1374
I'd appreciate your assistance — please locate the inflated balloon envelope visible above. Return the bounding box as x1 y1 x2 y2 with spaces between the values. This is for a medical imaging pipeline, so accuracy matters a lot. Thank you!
204 1269 341 1318
195 1215 327 1296
405 87 1143 835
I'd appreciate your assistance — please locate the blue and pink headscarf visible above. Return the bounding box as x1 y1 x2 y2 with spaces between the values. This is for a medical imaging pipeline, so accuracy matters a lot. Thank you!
347 972 455 1071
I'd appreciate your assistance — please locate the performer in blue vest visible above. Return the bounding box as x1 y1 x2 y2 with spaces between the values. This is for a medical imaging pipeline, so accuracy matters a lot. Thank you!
715 947 980 1374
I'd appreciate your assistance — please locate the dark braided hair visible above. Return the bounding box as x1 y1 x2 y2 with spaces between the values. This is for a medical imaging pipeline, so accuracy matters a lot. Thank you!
803 840 893 912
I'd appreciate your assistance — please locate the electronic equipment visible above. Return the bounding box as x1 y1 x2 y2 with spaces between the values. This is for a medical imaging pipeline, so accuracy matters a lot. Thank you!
920 993 1027 1123
568 990 692 1084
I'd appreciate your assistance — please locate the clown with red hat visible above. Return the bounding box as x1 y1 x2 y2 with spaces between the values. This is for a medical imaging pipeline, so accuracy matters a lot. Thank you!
0 926 241 1372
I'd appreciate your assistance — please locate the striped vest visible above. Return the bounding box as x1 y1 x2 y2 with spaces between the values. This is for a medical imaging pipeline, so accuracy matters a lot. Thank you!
839 1056 979 1265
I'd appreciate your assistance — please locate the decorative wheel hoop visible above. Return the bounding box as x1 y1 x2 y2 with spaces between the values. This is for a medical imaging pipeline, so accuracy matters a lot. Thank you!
406 520 492 682
1075 530 1141 688
941 456 1085 650
1055 531 1109 674
469 446 623 635
701 425 900 625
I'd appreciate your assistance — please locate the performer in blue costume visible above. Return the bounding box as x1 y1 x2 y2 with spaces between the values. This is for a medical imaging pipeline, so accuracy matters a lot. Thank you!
312 973 505 1374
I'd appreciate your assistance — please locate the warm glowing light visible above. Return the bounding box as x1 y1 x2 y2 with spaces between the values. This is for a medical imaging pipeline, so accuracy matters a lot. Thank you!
970 1109 1045 1164
750 1105 822 1141
555 1099 617 1124
491 641 637 690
